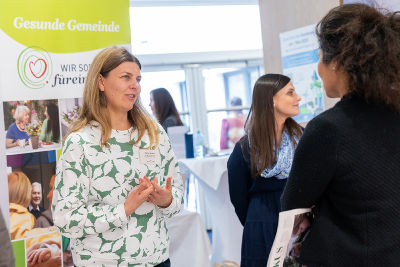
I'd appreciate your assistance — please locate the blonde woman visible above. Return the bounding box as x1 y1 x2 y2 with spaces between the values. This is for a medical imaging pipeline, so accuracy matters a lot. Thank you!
6 105 30 148
8 171 35 240
52 46 183 267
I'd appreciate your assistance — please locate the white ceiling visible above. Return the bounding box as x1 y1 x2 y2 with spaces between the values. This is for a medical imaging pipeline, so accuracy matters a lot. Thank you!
130 0 258 7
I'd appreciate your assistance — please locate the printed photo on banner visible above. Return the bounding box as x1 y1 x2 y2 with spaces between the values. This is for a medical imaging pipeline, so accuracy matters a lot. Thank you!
6 150 57 241
3 99 61 155
58 97 82 139
25 231 62 267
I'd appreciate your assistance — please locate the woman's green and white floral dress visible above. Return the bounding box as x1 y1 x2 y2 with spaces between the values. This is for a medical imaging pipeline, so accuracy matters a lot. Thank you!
52 121 184 267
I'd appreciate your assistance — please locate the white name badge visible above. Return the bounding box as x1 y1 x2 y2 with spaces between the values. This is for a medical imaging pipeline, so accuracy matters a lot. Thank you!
139 149 160 165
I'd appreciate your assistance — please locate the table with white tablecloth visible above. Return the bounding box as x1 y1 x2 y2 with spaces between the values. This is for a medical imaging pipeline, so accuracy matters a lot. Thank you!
6 142 61 155
179 156 243 265
167 209 212 267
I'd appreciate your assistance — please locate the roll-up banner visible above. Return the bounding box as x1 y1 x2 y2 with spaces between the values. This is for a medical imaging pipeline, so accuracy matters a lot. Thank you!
0 1 130 266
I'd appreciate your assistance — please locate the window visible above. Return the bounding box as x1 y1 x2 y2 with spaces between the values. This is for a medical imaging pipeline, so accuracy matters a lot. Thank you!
130 5 262 55
204 66 261 152
131 3 264 153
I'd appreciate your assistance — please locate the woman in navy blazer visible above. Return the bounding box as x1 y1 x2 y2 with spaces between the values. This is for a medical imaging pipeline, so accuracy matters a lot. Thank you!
228 74 302 267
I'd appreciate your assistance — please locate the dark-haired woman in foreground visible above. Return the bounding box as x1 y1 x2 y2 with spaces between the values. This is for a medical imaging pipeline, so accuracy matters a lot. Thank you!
281 4 400 266
228 74 302 267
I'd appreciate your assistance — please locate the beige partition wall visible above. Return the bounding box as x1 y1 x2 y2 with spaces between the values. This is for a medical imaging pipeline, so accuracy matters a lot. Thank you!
258 0 341 110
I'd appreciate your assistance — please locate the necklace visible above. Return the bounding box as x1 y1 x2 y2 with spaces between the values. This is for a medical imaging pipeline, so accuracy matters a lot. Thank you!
16 122 26 132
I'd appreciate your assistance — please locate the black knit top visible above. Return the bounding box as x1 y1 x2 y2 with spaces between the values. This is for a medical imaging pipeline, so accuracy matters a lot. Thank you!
281 93 400 267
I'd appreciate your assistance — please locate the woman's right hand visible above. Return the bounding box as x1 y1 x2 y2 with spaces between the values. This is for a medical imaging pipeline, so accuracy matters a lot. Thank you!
124 177 154 217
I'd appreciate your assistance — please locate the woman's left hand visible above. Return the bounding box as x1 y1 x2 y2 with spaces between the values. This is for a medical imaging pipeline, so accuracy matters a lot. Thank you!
146 177 173 208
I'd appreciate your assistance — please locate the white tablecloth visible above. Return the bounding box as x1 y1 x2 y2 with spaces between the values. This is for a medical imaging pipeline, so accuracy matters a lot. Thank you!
180 156 229 190
167 210 212 267
6 142 61 155
179 156 243 265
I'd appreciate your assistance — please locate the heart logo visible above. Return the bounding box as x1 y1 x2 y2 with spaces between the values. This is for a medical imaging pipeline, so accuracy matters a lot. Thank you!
18 47 52 89
29 58 47 78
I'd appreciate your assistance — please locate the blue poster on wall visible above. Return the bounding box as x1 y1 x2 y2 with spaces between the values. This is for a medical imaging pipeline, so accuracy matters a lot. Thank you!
279 24 323 123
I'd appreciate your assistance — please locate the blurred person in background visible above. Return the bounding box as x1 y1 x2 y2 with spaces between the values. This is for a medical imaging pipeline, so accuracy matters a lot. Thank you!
220 96 245 150
150 87 183 132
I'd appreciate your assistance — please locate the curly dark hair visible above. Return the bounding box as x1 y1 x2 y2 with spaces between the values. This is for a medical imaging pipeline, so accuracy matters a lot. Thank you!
316 4 400 112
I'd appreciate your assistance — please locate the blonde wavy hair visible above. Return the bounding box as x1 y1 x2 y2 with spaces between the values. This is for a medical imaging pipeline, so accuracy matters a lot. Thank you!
8 171 32 207
66 46 159 148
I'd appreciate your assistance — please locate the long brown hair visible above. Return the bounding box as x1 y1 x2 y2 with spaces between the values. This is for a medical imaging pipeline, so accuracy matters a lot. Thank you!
150 88 183 126
66 46 159 148
45 103 60 142
317 4 400 112
242 74 302 178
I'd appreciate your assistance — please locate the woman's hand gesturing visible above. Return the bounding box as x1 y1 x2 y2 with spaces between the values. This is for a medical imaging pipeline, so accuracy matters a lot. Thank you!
147 177 173 208
124 177 154 216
